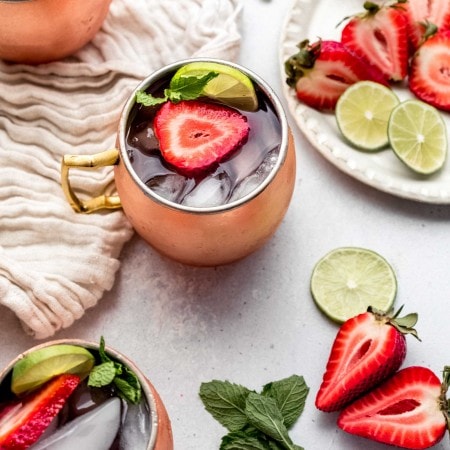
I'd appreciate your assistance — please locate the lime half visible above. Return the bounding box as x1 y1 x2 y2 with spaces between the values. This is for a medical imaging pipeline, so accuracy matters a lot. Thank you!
12 344 95 395
388 99 447 175
172 62 258 111
336 81 400 151
310 247 397 323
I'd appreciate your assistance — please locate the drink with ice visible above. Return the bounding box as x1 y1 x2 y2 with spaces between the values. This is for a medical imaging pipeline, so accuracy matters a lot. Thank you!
125 68 282 208
0 340 172 449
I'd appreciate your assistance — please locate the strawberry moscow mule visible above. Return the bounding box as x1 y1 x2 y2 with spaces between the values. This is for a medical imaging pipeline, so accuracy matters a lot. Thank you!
0 339 172 449
126 61 283 208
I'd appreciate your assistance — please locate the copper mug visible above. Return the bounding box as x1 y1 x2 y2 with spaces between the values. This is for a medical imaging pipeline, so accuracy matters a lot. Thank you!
61 59 296 266
0 0 112 64
0 339 173 450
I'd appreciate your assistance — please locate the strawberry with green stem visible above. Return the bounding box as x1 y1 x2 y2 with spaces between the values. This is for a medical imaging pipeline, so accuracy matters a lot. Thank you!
409 29 450 111
340 0 410 82
284 39 388 111
404 0 450 50
338 365 450 449
315 306 419 412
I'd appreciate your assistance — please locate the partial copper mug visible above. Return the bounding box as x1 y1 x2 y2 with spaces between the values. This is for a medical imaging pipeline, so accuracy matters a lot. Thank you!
61 58 296 266
0 339 173 450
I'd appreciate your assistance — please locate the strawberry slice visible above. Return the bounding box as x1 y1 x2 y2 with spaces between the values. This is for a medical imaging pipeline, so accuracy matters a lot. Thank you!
153 100 250 175
0 373 80 449
337 366 449 449
404 0 450 50
284 39 388 111
315 307 419 412
409 29 450 111
340 1 409 81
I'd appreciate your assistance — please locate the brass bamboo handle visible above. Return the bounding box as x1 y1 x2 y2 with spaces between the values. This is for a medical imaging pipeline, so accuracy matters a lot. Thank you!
61 148 121 213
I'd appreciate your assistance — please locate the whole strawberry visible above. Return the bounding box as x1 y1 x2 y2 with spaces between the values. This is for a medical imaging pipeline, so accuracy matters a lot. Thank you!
338 366 450 449
341 0 410 81
315 306 419 412
409 29 450 111
284 39 387 111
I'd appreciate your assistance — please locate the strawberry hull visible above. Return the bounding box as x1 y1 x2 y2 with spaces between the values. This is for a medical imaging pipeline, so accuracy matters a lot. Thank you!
337 366 447 449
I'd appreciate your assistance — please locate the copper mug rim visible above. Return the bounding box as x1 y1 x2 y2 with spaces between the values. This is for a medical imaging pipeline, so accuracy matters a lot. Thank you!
117 57 290 215
0 339 160 450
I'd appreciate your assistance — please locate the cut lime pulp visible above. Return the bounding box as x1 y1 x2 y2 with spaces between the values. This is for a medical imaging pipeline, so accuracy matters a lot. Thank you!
388 99 447 175
336 81 400 151
310 247 397 323
172 62 258 111
11 344 95 395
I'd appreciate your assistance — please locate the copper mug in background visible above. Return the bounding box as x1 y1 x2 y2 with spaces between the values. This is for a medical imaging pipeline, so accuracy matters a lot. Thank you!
0 339 174 450
61 59 296 266
0 0 112 64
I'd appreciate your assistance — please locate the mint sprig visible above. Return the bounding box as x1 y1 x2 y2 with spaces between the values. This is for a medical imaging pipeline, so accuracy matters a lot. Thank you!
135 71 218 107
200 375 309 450
87 336 142 404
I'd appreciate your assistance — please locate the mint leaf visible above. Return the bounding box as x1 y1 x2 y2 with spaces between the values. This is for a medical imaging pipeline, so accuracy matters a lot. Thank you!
220 431 271 450
199 380 252 432
168 72 218 101
88 361 116 387
135 71 218 107
135 90 168 107
245 393 296 450
262 375 309 429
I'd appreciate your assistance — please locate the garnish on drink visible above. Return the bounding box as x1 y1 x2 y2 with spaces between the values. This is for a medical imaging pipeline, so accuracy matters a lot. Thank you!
0 338 149 449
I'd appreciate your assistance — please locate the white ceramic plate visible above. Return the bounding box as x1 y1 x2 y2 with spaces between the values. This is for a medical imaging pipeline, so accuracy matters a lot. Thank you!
279 0 450 204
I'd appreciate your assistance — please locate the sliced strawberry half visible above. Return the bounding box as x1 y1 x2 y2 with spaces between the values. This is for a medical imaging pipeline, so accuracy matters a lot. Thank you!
153 100 250 175
409 29 450 111
404 0 450 50
0 373 80 449
338 366 449 449
284 39 388 111
340 1 409 81
315 307 419 412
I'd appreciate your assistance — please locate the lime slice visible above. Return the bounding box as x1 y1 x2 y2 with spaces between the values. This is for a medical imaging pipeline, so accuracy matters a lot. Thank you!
172 61 258 111
388 99 447 175
11 344 95 395
336 81 400 151
310 247 397 323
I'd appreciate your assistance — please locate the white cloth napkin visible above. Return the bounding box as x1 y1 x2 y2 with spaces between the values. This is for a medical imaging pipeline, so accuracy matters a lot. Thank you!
0 0 242 339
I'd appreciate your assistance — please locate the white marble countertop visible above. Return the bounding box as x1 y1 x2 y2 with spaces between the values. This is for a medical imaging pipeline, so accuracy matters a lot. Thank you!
1 1 450 449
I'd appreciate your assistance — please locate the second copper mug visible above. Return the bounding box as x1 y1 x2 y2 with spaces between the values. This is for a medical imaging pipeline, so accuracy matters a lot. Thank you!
61 58 296 266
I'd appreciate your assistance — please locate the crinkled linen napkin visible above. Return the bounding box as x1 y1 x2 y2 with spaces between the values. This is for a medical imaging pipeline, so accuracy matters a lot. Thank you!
0 0 243 339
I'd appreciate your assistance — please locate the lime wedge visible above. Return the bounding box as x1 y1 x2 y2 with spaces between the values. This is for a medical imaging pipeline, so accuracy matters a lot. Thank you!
172 61 258 111
11 344 95 395
388 99 447 175
336 81 400 151
310 247 397 323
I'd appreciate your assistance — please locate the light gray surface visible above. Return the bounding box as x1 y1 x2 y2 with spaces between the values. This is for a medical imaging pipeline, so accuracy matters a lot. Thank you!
1 1 450 449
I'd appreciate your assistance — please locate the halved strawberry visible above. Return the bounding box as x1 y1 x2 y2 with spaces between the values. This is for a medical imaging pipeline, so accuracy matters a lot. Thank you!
0 373 80 449
404 0 450 50
315 306 419 412
153 100 250 175
338 366 449 449
409 29 450 111
340 1 409 81
284 39 387 111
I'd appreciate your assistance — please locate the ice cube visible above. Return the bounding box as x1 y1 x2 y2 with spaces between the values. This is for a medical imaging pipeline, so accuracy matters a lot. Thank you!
147 173 191 203
181 172 231 207
119 400 151 450
229 147 279 202
32 397 121 450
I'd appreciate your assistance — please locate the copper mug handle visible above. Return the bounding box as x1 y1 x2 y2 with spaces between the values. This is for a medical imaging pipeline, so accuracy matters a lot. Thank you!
61 148 122 213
